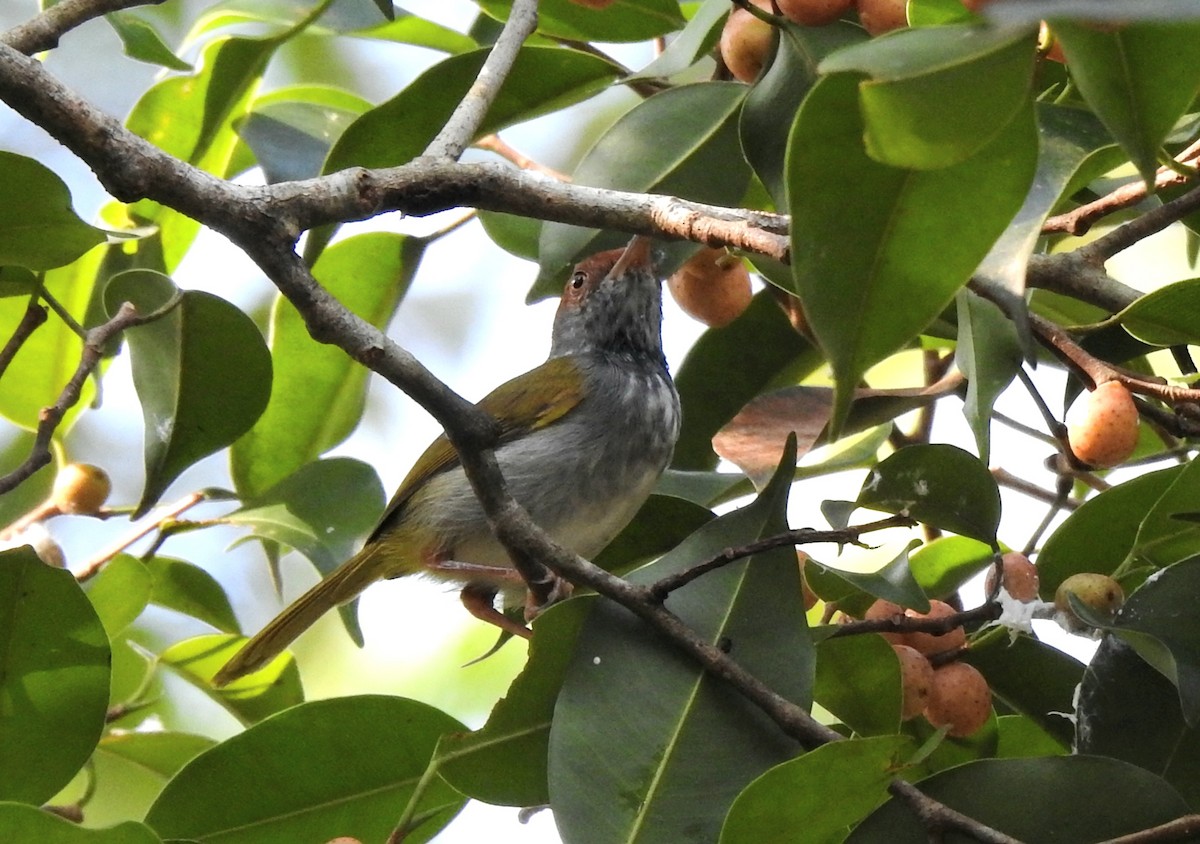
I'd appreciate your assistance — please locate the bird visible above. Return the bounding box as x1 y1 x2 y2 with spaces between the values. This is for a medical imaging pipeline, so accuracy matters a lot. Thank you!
213 236 681 686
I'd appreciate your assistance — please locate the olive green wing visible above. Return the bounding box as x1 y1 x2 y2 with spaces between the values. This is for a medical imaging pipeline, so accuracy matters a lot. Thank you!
367 356 586 538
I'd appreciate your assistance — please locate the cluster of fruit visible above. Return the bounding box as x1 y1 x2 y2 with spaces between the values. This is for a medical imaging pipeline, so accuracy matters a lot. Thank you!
860 598 989 737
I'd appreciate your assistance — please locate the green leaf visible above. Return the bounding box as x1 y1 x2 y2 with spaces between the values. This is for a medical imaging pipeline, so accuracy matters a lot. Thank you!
98 731 216 779
159 633 303 726
787 74 1037 431
0 548 110 805
995 715 1067 759
104 271 272 515
0 152 104 270
849 756 1190 842
965 631 1083 749
721 735 914 844
234 86 370 183
631 0 730 82
858 444 1001 544
909 535 996 599
0 246 102 431
477 0 684 42
1116 278 1200 345
144 556 240 633
145 696 466 844
813 634 903 736
106 12 192 70
224 458 385 644
478 210 542 260
740 20 866 203
673 291 821 470
232 234 421 498
549 441 812 844
349 11 478 53
595 494 715 575
1105 558 1200 726
1051 19 1200 185
804 543 929 618
0 803 159 843
535 82 750 298
1130 457 1200 568
437 597 591 807
1078 635 1200 810
83 554 153 639
1037 466 1180 597
955 290 1023 463
820 24 1036 170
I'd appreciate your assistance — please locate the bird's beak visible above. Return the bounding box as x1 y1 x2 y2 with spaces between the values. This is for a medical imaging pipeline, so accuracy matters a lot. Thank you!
607 235 654 280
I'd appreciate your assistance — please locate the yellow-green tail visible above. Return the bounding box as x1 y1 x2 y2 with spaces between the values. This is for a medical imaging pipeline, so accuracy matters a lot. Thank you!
213 545 383 687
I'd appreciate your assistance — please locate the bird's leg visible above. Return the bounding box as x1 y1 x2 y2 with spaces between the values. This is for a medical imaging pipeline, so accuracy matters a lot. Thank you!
459 582 533 640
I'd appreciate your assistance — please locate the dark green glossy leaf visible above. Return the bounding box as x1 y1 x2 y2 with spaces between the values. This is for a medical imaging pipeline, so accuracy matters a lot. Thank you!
234 86 370 183
850 756 1190 842
144 556 240 633
1078 635 1200 810
965 630 1083 749
788 74 1037 431
955 290 1023 463
549 441 812 844
535 82 750 298
595 494 715 574
1037 466 1180 597
994 715 1067 759
437 598 590 807
232 234 421 498
740 20 866 203
0 548 110 805
0 152 104 271
1051 19 1200 184
673 291 821 470
104 271 272 516
1117 278 1200 346
159 633 302 726
1130 458 1200 568
0 803 158 843
106 12 192 70
654 469 753 508
1106 558 1200 727
225 458 385 644
478 210 541 261
720 735 914 844
145 696 465 844
631 0 728 81
820 24 1036 170
83 554 153 639
805 543 929 617
813 634 902 736
858 444 1001 544
0 267 37 298
477 0 684 42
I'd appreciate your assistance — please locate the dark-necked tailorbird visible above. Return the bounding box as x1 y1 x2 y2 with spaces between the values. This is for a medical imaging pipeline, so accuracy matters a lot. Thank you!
214 236 680 685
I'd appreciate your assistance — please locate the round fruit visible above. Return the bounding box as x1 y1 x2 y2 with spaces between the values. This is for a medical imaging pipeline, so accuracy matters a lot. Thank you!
984 552 1040 603
856 0 907 35
667 247 753 327
777 0 854 27
1067 381 1140 469
864 598 909 645
719 2 776 84
1054 572 1124 632
904 600 967 657
892 644 934 721
50 463 111 515
924 662 991 737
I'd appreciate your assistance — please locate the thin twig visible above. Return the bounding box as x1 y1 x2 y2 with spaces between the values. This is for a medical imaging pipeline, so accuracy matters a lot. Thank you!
1098 815 1200 844
74 489 210 581
0 298 47 377
648 514 915 601
1077 181 1200 263
1042 136 1200 236
1 0 166 54
887 780 1025 844
991 467 1080 511
422 0 538 161
474 134 570 180
828 601 1001 640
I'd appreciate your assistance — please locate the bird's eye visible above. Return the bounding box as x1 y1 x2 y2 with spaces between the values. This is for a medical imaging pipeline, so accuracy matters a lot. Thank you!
571 272 587 289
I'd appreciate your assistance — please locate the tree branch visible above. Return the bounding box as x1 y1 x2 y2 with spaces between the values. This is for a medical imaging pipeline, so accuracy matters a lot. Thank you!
1 0 165 54
422 0 538 161
0 298 47 377
887 780 1024 844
